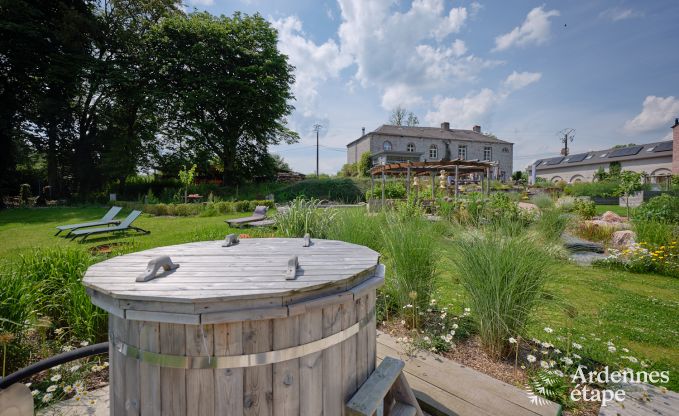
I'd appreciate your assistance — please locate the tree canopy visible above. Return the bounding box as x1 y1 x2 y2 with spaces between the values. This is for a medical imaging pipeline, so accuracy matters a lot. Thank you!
0 1 298 201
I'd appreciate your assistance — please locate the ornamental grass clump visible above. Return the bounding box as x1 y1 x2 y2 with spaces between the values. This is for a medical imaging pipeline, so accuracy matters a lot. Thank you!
451 231 553 359
275 197 336 239
381 216 438 315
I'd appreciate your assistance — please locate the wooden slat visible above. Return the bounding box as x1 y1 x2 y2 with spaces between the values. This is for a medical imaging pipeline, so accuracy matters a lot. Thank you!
111 315 126 415
355 294 369 387
202 306 289 324
323 303 343 416
186 325 215 416
390 402 417 416
214 322 244 415
273 316 300 416
243 320 273 416
341 300 358 411
299 309 323 416
366 291 377 375
160 323 186 416
124 320 141 415
139 321 160 416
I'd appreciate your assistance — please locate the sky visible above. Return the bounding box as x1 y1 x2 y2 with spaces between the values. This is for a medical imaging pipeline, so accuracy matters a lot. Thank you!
186 0 679 174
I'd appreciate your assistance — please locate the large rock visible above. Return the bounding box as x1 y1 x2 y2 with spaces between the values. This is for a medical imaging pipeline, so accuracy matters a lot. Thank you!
601 211 625 223
611 230 636 248
518 202 539 212
584 220 630 231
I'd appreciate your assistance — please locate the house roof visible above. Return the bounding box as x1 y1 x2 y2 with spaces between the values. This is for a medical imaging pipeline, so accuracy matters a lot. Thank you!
533 140 673 170
346 124 513 147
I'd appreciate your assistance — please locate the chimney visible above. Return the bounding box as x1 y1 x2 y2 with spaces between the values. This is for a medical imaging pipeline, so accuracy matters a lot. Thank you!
473 125 481 133
441 122 450 130
672 118 679 174
362 127 365 136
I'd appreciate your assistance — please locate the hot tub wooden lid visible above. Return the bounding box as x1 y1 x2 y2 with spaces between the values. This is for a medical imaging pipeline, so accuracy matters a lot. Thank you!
83 238 381 323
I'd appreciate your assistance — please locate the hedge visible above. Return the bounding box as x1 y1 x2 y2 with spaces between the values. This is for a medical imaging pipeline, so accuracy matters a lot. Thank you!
112 200 276 217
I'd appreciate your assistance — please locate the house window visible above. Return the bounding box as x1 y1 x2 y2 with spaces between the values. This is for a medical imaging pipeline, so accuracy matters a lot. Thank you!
502 147 509 153
483 146 492 161
383 141 392 151
429 145 438 159
457 145 467 160
406 143 416 152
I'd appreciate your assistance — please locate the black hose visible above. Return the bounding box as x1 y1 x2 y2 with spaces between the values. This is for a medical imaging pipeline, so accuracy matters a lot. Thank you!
0 342 108 389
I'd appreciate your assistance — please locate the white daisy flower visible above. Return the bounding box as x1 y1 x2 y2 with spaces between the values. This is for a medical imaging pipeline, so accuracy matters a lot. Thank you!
50 374 61 382
526 354 537 363
46 385 58 393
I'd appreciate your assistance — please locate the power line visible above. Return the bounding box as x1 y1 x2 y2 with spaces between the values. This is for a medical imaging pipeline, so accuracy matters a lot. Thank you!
557 128 576 156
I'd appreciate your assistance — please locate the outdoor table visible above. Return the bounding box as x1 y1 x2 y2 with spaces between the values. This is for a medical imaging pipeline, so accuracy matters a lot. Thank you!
83 237 383 415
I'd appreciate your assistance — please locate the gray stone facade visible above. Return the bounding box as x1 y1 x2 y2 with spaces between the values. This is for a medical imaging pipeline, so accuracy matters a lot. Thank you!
347 123 514 180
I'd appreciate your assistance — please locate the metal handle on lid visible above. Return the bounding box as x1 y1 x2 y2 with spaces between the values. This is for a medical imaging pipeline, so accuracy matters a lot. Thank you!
137 256 179 282
285 256 299 280
303 233 312 247
222 233 239 247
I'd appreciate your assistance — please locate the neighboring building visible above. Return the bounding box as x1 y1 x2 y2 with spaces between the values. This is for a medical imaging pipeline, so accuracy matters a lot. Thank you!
346 122 514 180
531 118 679 186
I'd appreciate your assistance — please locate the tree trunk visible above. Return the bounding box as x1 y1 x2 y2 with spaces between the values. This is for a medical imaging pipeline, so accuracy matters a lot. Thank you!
46 123 59 196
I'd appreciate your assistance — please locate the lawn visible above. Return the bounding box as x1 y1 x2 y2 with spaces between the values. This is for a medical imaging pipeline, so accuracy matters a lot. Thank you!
594 204 631 216
0 206 272 262
1 206 678 392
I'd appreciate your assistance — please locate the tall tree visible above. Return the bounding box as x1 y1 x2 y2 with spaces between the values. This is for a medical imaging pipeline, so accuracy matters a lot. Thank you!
389 106 419 126
147 12 299 185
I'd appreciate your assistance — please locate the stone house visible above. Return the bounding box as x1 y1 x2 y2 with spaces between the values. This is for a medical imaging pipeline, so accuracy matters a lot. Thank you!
531 118 679 186
346 122 514 180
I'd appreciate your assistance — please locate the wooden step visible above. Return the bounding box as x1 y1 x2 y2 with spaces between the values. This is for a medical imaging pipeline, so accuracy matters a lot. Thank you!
391 402 417 416
376 332 562 416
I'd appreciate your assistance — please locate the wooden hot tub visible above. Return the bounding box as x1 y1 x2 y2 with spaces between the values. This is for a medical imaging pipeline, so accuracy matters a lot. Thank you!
83 237 383 416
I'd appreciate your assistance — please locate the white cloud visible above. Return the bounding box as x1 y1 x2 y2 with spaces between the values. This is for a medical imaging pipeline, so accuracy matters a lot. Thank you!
493 6 560 52
600 7 643 21
425 71 541 127
336 0 498 92
381 84 425 110
624 96 679 133
188 0 214 5
503 71 542 91
271 16 351 117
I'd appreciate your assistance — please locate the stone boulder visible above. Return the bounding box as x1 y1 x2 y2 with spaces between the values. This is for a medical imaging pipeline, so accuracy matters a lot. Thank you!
601 211 625 223
611 230 636 248
518 202 539 212
584 220 630 231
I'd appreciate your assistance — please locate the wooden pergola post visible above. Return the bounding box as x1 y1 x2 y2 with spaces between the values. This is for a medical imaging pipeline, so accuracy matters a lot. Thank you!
406 166 411 200
370 174 375 198
430 172 435 199
454 165 459 199
381 171 386 205
486 168 491 194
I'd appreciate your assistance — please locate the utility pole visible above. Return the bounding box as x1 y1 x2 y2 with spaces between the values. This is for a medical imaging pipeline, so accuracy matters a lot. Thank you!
558 128 576 156
313 123 323 176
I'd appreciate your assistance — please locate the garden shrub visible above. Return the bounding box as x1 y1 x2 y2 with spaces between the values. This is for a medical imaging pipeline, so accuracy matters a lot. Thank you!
564 180 620 198
572 221 615 243
365 180 406 200
274 178 364 203
450 231 553 359
555 196 576 212
573 198 596 219
635 194 679 224
274 197 337 239
532 208 571 242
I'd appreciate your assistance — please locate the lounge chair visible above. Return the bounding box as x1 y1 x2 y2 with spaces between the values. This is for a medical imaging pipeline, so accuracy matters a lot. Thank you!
55 206 122 236
70 210 149 241
226 205 269 227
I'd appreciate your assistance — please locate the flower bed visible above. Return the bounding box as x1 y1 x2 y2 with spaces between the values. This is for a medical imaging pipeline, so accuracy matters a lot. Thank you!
595 242 679 278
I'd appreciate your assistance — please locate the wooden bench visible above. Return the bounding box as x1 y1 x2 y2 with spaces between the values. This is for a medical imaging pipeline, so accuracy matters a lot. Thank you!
376 332 562 416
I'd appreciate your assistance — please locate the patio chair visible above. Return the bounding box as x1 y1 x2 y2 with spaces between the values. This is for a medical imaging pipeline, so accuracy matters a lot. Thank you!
69 210 149 242
226 205 269 227
55 206 122 236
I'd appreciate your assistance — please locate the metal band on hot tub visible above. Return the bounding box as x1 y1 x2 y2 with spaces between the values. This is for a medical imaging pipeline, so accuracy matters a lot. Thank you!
113 307 374 369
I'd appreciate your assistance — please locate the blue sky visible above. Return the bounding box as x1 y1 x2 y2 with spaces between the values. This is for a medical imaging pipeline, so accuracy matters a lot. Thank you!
187 0 679 174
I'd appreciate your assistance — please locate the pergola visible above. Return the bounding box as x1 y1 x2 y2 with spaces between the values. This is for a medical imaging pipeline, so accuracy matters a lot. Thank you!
369 159 497 203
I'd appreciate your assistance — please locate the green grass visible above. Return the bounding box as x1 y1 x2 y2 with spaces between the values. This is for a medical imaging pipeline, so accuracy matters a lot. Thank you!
1 206 678 391
594 204 629 216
